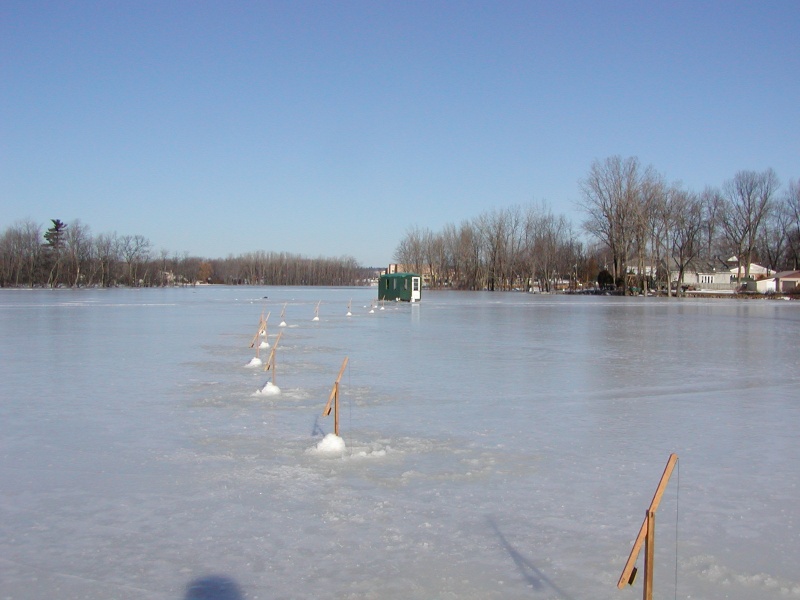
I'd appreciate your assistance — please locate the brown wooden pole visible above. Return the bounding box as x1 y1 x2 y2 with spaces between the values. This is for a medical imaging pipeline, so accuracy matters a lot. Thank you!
322 357 349 436
334 381 340 436
263 331 282 383
644 509 655 600
618 453 679 589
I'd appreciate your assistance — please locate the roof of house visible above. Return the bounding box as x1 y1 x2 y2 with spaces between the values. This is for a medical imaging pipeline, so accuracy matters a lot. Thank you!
773 270 800 279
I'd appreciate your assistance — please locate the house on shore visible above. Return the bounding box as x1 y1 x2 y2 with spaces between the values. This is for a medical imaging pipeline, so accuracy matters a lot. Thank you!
774 271 800 293
747 270 800 294
672 257 775 291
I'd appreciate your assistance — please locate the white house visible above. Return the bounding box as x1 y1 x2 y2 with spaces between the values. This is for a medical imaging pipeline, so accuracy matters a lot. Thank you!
773 270 800 294
738 270 800 294
673 258 775 291
753 277 777 293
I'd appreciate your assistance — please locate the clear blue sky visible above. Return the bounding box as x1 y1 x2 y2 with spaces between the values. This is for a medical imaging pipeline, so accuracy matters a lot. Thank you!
2 1 798 267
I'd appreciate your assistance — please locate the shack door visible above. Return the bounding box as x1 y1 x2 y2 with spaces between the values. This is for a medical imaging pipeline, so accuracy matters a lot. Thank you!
411 276 421 302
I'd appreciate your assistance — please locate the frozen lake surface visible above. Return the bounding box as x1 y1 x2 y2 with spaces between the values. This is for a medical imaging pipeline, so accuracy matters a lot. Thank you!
1 287 798 600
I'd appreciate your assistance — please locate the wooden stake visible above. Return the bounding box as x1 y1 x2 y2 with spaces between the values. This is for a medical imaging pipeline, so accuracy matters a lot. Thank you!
249 311 269 347
618 453 679 597
322 357 349 436
263 331 283 383
644 510 655 600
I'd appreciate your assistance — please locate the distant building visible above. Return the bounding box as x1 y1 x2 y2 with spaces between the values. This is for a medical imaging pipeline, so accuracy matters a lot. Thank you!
387 263 433 288
379 272 422 302
775 271 800 293
672 257 775 291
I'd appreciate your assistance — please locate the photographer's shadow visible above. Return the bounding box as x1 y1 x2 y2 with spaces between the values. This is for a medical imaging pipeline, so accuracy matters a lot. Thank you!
183 575 243 600
487 516 576 600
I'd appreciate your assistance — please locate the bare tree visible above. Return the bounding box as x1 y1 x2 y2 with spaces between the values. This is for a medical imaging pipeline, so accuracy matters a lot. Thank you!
647 184 674 295
423 229 447 288
0 219 42 287
456 221 483 290
579 156 643 288
119 234 152 286
720 169 779 281
633 168 665 294
476 209 508 291
65 220 92 287
393 225 425 274
504 205 525 290
94 232 121 287
784 180 800 270
670 189 705 296
755 203 789 272
699 187 725 262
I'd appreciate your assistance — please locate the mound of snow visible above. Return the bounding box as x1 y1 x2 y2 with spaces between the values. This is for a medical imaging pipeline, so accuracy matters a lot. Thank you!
256 381 281 396
245 357 263 367
314 433 346 454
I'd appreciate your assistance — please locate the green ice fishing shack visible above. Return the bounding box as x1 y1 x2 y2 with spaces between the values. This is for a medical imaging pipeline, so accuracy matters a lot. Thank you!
378 272 422 302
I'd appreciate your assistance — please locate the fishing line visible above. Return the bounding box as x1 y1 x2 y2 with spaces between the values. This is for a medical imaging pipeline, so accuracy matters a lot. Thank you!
347 359 352 433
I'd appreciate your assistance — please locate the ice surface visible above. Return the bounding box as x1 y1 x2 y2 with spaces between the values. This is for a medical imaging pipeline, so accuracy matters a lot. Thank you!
1 287 799 600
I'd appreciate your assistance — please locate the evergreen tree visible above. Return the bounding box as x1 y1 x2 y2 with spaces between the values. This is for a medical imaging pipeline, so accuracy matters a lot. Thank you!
43 219 68 287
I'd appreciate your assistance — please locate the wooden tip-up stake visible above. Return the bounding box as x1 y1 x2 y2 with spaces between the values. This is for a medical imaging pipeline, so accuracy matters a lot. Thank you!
321 357 349 436
263 331 283 381
617 453 679 600
249 311 270 348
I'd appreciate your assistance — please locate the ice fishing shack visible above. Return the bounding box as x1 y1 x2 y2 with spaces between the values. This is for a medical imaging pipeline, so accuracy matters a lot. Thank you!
378 272 422 302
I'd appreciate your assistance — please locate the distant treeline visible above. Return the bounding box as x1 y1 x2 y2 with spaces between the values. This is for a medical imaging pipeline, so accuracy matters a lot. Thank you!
0 219 372 288
394 157 800 294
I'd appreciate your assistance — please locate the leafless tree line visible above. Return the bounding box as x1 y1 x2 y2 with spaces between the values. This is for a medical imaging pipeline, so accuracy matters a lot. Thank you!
394 157 799 294
579 156 799 294
0 220 370 288
394 202 584 291
210 251 367 286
